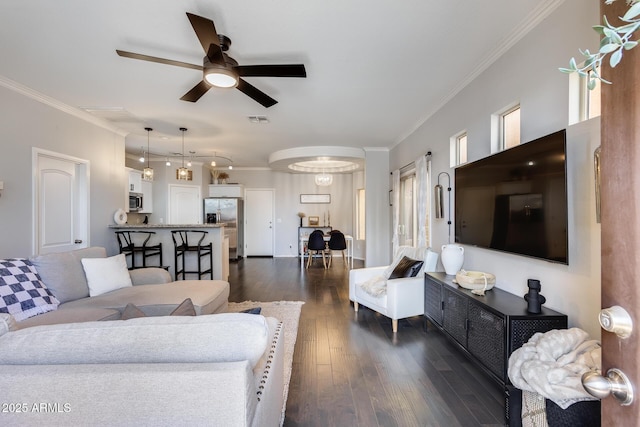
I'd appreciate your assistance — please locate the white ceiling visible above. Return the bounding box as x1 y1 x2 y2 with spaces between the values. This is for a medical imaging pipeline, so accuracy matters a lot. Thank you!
0 0 562 170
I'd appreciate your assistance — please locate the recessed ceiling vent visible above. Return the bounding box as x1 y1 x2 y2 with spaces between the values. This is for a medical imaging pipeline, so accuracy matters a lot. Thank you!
248 115 269 124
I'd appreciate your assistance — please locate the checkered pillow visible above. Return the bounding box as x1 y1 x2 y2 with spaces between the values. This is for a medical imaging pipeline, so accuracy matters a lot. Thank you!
0 258 60 321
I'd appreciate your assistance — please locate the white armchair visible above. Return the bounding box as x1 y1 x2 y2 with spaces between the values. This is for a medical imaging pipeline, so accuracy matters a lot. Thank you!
349 246 439 333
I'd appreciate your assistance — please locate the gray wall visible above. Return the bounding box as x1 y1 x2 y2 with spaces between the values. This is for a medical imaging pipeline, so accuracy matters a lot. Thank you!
364 149 391 266
0 84 127 258
390 0 601 337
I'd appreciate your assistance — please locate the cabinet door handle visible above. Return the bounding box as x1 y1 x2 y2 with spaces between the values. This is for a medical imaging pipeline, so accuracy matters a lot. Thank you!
465 318 469 331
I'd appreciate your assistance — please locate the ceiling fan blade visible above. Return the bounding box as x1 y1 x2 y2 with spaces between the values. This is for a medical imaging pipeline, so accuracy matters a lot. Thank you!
116 50 203 71
235 64 307 78
237 78 278 108
180 80 211 102
186 12 225 66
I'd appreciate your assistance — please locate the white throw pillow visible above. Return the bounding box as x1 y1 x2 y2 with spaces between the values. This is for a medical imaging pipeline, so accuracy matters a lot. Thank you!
81 254 133 297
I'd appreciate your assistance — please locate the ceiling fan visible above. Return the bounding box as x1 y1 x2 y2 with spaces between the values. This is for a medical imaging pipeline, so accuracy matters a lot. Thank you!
116 12 306 108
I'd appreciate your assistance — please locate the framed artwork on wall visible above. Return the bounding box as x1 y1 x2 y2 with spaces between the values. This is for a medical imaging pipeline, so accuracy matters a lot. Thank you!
300 194 331 204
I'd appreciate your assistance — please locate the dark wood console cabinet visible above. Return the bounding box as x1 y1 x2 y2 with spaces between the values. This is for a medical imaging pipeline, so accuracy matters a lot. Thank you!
424 272 568 387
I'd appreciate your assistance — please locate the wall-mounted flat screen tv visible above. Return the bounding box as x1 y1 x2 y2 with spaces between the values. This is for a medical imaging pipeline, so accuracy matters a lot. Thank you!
454 129 568 264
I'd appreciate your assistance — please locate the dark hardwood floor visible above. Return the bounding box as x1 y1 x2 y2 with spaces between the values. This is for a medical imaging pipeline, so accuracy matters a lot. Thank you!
228 256 505 427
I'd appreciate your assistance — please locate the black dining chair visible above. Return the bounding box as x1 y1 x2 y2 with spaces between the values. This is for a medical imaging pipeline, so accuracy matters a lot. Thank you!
306 229 328 268
327 230 347 268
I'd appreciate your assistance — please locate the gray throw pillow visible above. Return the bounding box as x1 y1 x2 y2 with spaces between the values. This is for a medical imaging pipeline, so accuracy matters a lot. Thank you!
388 256 424 279
120 298 196 320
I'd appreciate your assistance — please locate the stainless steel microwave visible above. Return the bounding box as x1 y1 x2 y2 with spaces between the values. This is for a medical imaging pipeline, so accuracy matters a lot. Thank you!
129 192 143 211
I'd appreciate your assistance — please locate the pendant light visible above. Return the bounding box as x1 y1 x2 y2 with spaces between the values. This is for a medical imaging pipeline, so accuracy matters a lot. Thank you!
177 127 189 180
143 127 154 181
315 170 332 186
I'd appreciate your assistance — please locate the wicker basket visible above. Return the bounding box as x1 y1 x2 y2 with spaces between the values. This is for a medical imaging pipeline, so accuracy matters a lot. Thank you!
455 270 496 291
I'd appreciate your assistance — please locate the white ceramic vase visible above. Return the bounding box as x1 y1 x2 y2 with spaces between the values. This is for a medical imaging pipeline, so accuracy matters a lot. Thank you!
441 244 464 275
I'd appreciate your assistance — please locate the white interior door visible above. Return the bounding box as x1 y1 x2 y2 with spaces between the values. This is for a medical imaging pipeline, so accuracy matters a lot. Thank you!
244 188 274 256
168 184 201 224
34 150 89 255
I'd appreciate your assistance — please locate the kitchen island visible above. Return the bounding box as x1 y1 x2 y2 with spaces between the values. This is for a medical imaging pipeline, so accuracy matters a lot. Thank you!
108 224 229 281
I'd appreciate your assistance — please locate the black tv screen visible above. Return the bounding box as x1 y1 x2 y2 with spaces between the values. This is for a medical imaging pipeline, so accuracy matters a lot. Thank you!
454 129 568 264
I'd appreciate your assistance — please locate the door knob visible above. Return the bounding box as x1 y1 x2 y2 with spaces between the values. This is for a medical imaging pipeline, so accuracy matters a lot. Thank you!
582 369 634 405
599 305 633 339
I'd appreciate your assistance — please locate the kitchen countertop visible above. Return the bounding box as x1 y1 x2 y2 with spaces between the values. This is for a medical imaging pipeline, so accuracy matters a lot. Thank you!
109 223 226 229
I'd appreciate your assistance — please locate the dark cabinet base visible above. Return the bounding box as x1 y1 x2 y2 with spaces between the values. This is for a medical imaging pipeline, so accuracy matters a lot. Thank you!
424 272 568 425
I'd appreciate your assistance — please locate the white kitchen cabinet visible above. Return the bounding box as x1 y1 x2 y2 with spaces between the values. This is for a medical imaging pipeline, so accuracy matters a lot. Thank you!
139 180 153 213
128 170 142 193
208 184 244 198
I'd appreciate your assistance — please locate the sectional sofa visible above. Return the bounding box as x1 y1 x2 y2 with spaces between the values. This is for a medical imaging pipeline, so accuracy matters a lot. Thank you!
0 247 286 426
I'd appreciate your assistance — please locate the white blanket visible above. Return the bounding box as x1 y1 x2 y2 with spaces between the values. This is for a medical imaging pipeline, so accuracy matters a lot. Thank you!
358 275 387 297
508 327 601 409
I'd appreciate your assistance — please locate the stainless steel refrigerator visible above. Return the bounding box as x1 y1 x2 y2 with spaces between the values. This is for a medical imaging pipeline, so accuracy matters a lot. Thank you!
203 198 244 260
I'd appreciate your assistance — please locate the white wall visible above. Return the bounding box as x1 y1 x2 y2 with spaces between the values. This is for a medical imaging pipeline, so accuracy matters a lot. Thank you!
390 0 602 337
364 148 391 267
0 84 127 258
220 169 355 257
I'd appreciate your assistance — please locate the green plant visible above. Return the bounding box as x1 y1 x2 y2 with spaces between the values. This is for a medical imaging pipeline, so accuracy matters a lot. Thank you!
560 0 640 88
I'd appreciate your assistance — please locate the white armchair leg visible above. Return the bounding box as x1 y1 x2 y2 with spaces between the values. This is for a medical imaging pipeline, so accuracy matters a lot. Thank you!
392 319 398 333
354 301 359 312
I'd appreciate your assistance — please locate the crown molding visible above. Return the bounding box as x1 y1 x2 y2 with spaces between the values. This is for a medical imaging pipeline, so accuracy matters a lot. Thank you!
0 74 128 137
393 0 567 147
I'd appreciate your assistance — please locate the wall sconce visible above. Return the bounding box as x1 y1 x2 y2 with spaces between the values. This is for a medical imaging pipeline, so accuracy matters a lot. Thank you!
435 172 452 242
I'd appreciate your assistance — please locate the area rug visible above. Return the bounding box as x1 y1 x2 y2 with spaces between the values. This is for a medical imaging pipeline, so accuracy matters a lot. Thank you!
226 300 304 426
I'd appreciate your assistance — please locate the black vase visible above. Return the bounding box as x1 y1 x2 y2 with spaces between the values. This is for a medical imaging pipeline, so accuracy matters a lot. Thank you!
524 279 546 314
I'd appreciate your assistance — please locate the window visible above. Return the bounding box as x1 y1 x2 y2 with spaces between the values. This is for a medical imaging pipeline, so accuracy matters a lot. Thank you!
584 69 601 120
356 188 365 240
398 172 417 246
501 105 520 150
450 131 468 167
569 65 601 124
457 133 468 165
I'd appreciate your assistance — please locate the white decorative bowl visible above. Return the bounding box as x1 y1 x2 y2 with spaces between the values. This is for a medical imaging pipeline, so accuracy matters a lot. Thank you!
454 270 496 291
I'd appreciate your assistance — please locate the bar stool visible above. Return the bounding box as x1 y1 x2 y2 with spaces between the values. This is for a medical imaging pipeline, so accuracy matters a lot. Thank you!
115 231 163 270
171 230 213 280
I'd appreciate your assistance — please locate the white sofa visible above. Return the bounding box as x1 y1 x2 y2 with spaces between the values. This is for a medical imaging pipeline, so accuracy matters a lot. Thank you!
0 312 285 427
349 246 439 333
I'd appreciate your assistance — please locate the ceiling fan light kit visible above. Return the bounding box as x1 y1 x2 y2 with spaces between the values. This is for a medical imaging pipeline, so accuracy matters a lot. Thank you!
204 68 238 88
116 12 306 107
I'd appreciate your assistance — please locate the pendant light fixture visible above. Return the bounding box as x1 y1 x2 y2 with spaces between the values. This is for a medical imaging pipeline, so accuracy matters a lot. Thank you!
177 127 189 180
315 170 332 186
143 127 154 181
